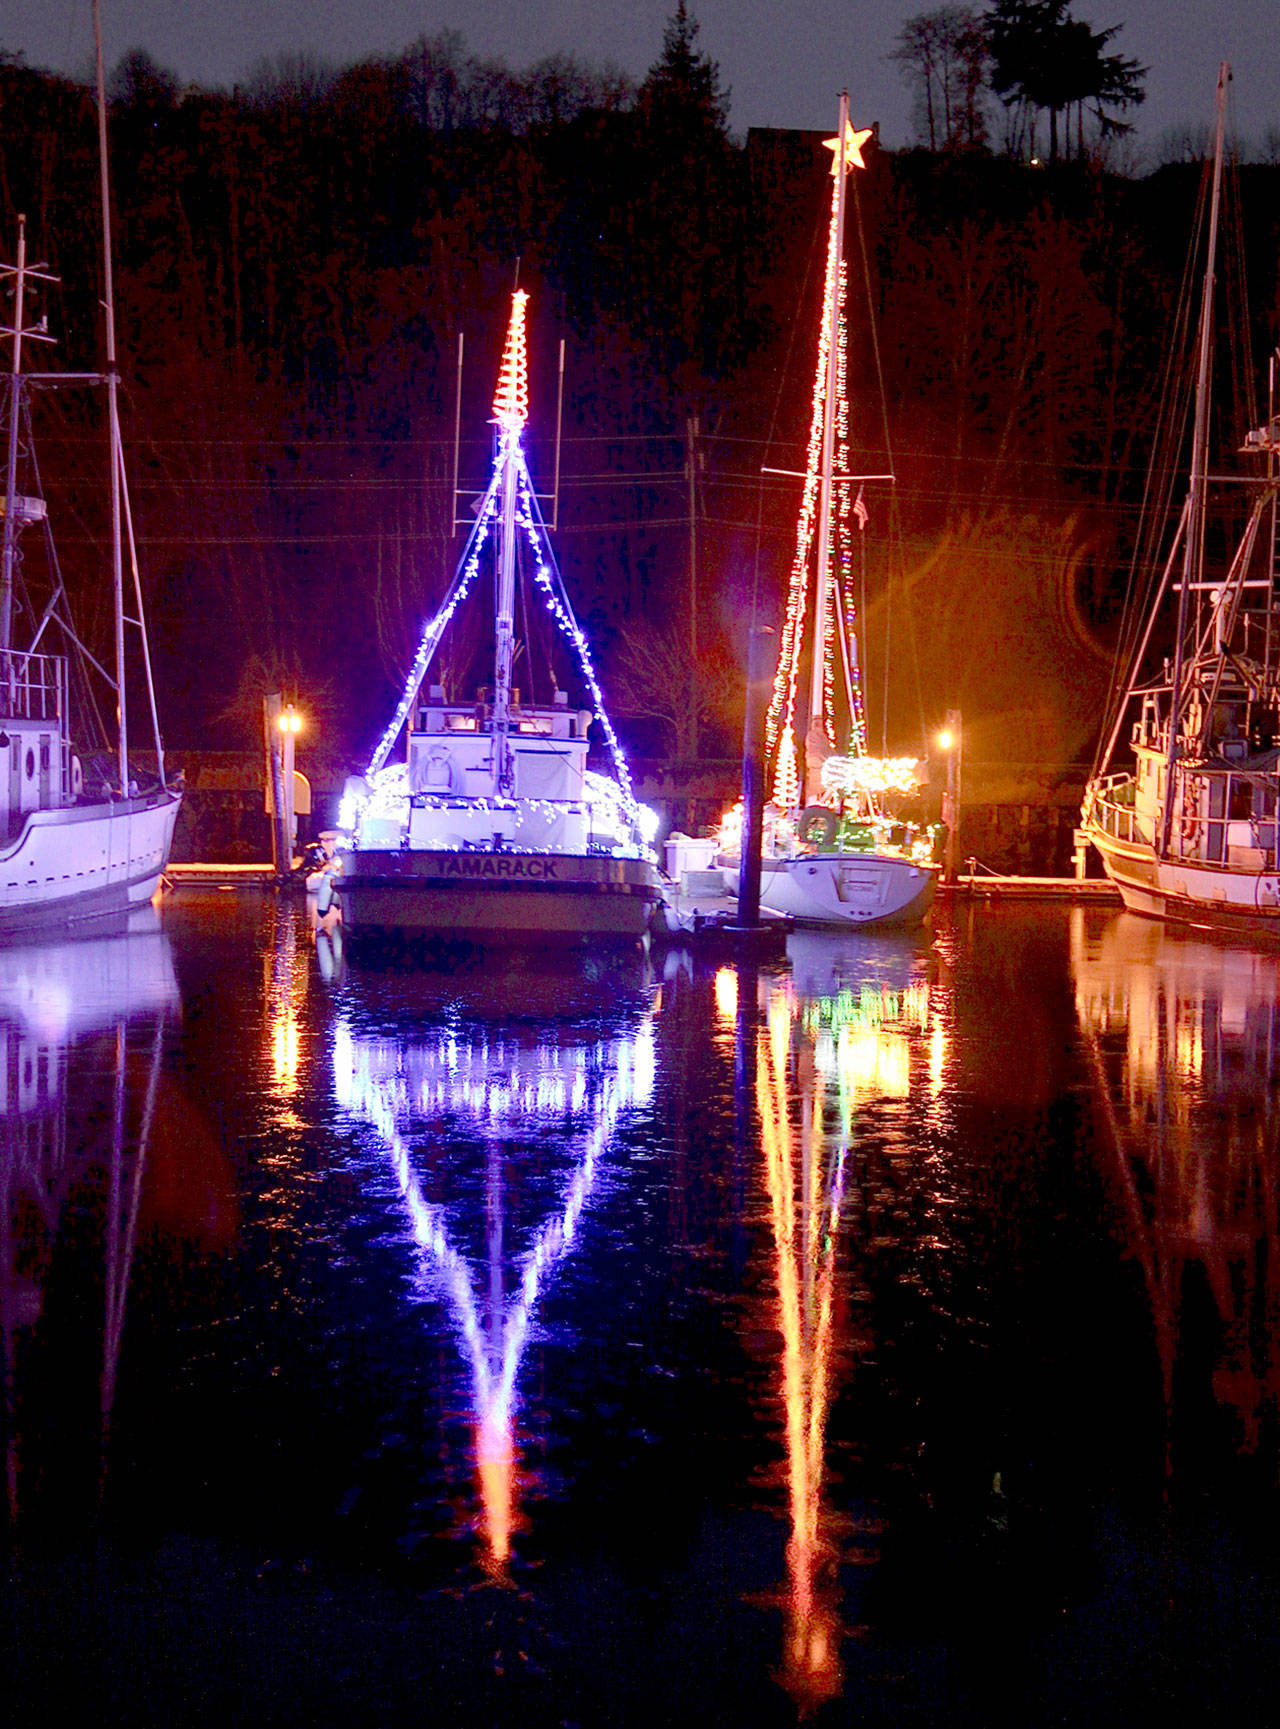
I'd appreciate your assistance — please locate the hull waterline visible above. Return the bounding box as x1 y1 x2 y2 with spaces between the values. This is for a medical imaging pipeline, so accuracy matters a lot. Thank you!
337 847 661 947
1086 820 1280 942
757 851 937 929
0 789 181 932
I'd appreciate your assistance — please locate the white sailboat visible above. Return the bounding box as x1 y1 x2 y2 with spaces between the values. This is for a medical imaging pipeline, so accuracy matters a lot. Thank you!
0 3 181 933
336 290 661 947
726 95 937 930
1082 64 1280 940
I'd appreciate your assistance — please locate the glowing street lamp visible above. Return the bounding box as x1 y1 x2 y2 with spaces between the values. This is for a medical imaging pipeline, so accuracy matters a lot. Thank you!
264 694 305 878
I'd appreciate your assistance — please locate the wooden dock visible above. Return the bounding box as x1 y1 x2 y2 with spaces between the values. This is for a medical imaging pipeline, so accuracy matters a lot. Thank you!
166 863 277 888
943 875 1121 902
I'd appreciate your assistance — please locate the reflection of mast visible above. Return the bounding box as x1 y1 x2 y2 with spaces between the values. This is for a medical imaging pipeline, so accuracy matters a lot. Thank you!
0 924 176 1526
757 992 846 1711
333 1017 654 1571
1074 914 1280 1468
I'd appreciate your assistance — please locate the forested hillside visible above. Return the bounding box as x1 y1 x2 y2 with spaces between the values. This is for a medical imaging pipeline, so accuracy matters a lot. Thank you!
1 29 1276 769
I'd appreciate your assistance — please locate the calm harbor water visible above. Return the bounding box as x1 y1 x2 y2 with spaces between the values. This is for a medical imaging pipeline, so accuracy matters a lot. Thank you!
4 893 1280 1724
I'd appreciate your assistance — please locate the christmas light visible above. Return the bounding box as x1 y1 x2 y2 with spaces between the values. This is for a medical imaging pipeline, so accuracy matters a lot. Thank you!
821 755 922 797
766 112 870 808
492 288 530 429
357 290 651 863
365 466 504 778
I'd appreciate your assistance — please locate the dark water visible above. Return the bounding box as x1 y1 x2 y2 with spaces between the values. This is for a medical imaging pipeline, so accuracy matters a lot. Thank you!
4 893 1280 1725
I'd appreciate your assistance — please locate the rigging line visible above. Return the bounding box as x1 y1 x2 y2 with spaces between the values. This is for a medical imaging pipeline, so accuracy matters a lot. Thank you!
1094 150 1213 778
748 162 825 631
848 145 921 753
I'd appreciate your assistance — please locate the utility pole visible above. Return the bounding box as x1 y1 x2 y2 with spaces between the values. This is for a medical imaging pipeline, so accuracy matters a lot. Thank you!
940 709 962 884
686 414 700 759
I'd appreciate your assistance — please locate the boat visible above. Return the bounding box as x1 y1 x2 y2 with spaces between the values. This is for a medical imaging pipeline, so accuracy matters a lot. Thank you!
0 3 181 932
336 290 662 947
1081 64 1280 939
720 96 937 930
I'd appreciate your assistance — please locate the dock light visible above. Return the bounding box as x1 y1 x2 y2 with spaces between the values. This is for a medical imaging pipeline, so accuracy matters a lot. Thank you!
278 707 303 735
937 727 955 752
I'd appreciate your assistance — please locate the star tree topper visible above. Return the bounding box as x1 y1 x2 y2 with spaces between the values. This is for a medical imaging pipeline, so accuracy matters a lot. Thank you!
823 120 873 175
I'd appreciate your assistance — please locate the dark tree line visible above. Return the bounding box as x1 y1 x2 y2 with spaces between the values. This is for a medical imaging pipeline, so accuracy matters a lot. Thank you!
890 0 1145 161
0 8 1276 773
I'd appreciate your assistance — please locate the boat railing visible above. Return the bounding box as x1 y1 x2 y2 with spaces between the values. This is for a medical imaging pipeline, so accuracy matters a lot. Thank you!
0 648 67 725
1087 776 1143 845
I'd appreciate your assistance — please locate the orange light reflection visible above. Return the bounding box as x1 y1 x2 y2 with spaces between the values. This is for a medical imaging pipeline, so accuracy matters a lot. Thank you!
758 999 844 1711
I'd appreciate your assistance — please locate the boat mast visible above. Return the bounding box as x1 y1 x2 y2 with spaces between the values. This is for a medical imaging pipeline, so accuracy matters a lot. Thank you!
0 221 29 654
491 290 530 799
92 0 130 796
1160 61 1230 857
803 93 850 805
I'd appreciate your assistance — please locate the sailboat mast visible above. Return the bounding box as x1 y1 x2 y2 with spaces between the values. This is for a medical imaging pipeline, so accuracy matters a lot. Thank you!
803 92 850 803
0 220 29 654
1160 61 1230 856
491 290 530 799
93 0 129 796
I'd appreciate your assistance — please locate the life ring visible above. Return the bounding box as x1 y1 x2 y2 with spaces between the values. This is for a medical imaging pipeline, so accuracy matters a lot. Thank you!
1180 811 1199 847
796 805 839 849
71 754 83 799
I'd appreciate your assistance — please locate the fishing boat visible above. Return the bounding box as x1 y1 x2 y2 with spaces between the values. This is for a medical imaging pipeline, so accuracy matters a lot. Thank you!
720 95 937 930
0 5 181 933
336 290 661 947
1081 64 1280 939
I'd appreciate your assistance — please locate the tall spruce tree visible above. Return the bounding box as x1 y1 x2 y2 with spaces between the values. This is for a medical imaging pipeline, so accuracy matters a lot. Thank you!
986 0 1144 161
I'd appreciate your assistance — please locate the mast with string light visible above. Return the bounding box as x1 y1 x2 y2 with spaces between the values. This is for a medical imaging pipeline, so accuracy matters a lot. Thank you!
765 95 874 810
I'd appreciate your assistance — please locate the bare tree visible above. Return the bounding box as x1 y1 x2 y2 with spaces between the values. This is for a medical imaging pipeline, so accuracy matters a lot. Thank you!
889 7 991 151
607 615 738 761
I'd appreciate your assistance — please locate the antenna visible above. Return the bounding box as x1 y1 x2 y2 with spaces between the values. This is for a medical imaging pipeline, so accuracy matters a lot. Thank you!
451 330 464 532
552 338 565 532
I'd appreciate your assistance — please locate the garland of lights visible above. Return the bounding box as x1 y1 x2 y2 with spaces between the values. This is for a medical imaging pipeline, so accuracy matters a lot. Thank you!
360 288 647 851
365 466 505 778
514 461 643 831
766 123 870 808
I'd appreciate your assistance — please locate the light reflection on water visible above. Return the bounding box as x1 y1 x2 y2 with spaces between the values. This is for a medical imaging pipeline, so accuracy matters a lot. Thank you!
331 980 657 1573
752 931 935 1710
0 911 179 1528
1072 908 1280 1468
6 896 1280 1719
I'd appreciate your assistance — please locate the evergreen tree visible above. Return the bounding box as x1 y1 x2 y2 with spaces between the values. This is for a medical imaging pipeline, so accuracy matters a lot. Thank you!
637 1 728 136
985 0 1144 161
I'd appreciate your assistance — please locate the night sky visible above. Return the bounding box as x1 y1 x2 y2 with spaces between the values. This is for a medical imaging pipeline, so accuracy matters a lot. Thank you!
7 0 1278 155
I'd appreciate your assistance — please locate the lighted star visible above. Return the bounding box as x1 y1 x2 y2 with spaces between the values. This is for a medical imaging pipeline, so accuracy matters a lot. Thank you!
823 122 873 175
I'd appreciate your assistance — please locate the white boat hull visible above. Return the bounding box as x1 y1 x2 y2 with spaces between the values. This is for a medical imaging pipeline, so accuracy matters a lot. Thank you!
337 847 663 947
1086 820 1280 940
757 851 937 929
0 790 182 933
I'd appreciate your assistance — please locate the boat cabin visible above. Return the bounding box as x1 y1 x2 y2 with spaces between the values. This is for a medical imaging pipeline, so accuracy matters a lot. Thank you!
0 649 72 837
400 685 597 854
